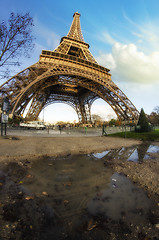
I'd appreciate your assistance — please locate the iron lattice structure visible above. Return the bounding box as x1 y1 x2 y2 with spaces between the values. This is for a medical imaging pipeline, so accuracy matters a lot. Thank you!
0 12 139 123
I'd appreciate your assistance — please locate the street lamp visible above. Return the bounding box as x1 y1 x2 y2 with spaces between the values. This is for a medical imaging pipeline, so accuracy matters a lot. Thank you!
2 97 10 113
43 109 45 123
1 97 10 136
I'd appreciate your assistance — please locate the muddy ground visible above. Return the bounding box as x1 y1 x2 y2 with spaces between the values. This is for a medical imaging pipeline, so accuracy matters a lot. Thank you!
0 135 158 198
0 135 159 239
0 135 141 160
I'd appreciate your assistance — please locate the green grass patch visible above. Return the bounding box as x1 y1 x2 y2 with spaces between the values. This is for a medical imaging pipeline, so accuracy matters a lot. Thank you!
108 129 159 141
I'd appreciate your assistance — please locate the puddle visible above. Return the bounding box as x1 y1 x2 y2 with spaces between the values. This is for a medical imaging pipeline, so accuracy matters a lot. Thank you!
88 172 153 224
0 146 159 239
92 143 159 163
92 150 110 159
147 145 159 153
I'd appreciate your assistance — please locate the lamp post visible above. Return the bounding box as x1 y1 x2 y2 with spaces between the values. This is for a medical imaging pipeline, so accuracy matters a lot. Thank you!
1 97 10 136
43 109 44 123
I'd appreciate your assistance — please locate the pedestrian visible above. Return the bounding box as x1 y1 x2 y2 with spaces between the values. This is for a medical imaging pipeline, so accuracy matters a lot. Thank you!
85 126 87 135
59 125 62 134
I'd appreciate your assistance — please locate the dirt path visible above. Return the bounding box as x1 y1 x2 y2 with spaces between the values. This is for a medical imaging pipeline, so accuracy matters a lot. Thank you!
0 135 140 162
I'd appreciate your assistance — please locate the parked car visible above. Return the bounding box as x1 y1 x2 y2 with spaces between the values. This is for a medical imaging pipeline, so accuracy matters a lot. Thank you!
20 121 45 130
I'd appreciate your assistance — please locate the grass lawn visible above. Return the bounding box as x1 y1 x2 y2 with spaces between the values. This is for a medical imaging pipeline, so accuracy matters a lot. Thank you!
108 129 159 141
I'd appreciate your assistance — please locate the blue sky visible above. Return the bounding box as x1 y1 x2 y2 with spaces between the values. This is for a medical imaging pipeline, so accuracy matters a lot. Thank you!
1 0 159 123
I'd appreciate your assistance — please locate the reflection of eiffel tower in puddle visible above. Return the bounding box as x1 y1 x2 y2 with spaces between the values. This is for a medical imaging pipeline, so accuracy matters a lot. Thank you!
92 143 152 162
0 12 139 123
136 143 150 162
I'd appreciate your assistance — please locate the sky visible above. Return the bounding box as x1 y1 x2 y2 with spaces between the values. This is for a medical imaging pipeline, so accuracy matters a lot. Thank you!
0 0 159 123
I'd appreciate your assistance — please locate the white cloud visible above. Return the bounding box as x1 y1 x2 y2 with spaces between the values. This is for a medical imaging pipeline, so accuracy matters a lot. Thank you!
123 11 159 52
96 53 116 70
95 23 159 114
96 42 159 83
132 32 144 39
100 32 116 45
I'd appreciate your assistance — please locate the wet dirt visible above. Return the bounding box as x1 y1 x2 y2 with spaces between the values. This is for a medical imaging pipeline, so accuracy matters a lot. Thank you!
0 142 159 239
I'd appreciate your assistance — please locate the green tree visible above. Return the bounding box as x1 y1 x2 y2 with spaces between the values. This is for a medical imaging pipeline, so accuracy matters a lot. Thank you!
136 108 151 132
0 12 34 78
115 119 122 126
109 118 116 126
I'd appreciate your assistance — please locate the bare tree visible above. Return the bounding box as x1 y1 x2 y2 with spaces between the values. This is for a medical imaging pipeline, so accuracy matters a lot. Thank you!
154 106 159 115
92 114 104 126
148 106 159 125
92 114 103 122
0 12 34 78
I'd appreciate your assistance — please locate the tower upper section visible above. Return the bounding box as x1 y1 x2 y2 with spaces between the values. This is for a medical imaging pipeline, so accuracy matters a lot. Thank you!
40 12 105 65
66 12 84 42
52 12 97 63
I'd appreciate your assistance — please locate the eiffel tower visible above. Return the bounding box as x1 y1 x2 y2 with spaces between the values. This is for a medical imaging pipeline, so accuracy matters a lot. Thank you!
0 12 139 123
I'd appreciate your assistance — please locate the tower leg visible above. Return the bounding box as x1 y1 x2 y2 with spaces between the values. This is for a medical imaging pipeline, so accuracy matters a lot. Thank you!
25 94 46 121
75 98 92 124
